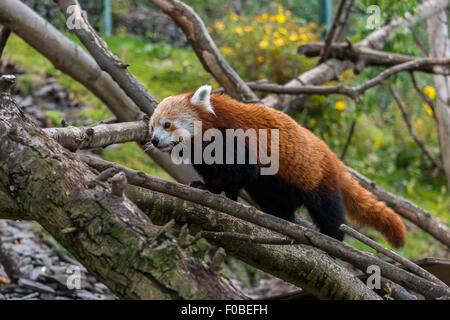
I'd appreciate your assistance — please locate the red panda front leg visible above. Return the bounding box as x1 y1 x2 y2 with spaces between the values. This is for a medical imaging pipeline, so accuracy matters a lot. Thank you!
191 162 260 202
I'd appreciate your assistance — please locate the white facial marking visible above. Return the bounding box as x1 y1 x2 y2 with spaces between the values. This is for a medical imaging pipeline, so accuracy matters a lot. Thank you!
191 85 215 115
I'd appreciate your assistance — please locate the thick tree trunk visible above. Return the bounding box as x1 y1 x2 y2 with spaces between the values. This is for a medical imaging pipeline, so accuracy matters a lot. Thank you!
0 79 244 300
427 11 450 189
125 185 381 300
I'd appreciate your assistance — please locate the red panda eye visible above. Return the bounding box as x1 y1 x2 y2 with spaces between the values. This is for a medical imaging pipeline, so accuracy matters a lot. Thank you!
164 122 171 129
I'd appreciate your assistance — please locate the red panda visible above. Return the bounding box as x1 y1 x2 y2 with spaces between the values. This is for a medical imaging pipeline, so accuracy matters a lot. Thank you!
149 85 407 248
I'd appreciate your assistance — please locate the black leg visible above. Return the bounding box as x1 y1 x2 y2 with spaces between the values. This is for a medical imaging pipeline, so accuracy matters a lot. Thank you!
303 190 346 241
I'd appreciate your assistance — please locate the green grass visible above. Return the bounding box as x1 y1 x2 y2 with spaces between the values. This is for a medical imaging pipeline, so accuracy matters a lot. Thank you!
3 33 448 260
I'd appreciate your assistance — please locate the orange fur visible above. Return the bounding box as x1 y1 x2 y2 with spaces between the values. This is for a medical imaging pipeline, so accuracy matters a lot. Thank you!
156 93 406 247
204 94 406 247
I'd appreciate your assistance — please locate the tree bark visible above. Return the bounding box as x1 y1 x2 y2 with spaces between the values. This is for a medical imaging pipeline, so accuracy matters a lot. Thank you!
427 11 450 189
0 0 200 184
80 156 450 300
125 185 381 300
0 82 244 300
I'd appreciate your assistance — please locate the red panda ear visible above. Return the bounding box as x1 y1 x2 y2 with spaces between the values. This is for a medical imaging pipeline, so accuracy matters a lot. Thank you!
191 85 215 115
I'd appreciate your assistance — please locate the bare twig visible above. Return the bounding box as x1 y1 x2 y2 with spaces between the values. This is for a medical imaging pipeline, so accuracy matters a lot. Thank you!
409 27 430 56
95 167 118 182
0 26 11 59
389 83 444 172
319 0 348 63
335 0 355 42
262 0 450 113
56 0 158 116
409 72 439 124
340 118 357 160
111 172 127 198
299 43 449 75
200 231 299 245
250 58 450 102
149 219 176 244
340 224 447 287
80 155 450 300
209 247 226 273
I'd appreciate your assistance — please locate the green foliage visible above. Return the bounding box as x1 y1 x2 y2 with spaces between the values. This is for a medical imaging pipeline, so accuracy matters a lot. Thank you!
209 4 321 83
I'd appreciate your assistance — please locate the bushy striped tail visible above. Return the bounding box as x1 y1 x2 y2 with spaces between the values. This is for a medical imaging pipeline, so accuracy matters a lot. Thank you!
339 168 406 248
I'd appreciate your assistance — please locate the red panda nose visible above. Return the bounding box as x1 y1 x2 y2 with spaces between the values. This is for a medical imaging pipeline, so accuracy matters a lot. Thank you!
151 137 160 147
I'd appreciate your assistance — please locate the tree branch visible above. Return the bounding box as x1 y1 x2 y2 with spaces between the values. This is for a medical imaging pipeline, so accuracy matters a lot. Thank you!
340 118 357 160
389 83 444 172
248 58 450 103
298 43 450 75
80 156 450 300
56 0 158 116
0 79 244 300
124 185 381 300
44 120 149 151
200 231 299 245
149 0 258 102
319 0 348 63
335 0 355 42
262 0 450 113
340 224 447 287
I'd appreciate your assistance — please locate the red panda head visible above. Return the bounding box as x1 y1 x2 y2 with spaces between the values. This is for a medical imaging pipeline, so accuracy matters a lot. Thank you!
149 85 215 152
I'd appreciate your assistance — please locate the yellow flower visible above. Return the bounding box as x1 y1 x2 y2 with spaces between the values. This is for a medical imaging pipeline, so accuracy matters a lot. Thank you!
234 27 243 35
423 86 436 99
275 14 286 23
264 28 271 35
231 13 238 21
214 22 224 30
310 118 316 127
257 56 265 63
300 34 308 42
424 103 433 116
222 46 233 55
273 32 280 38
259 39 269 49
262 13 269 20
274 38 284 47
307 22 317 29
258 73 265 79
374 137 382 148
335 101 346 111
212 82 219 89
289 34 299 41
244 26 254 33
279 27 288 35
